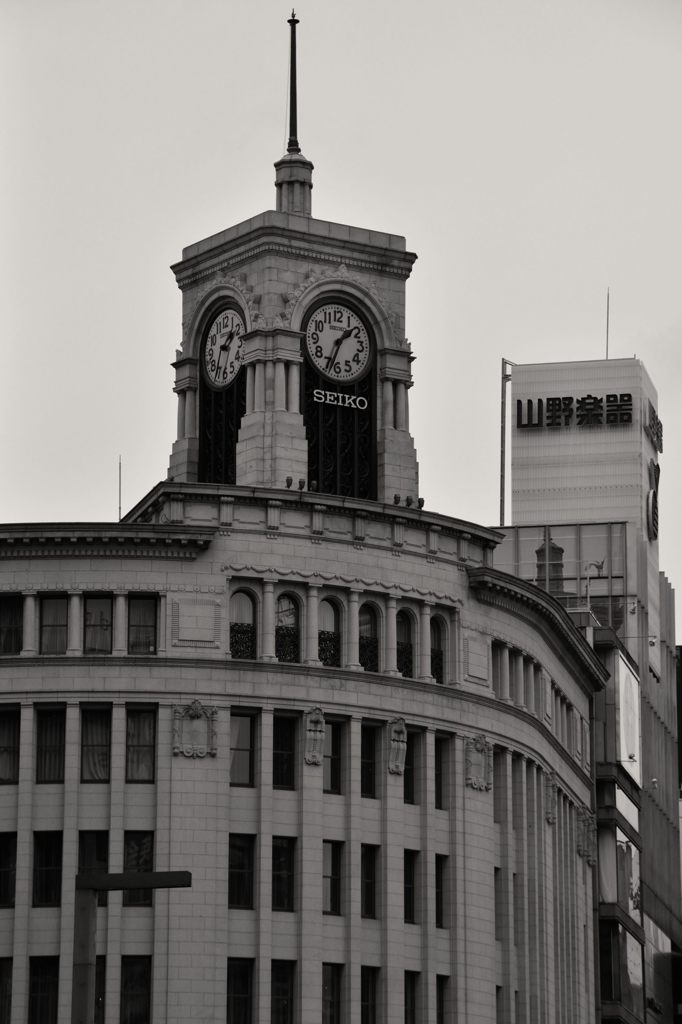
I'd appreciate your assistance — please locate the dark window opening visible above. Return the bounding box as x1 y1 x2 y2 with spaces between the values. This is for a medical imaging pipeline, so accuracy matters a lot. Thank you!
318 599 341 667
0 595 22 654
271 960 295 1024
81 707 111 783
396 610 413 679
323 841 342 915
125 707 156 782
123 831 154 907
272 837 296 912
275 595 300 663
229 834 255 910
273 716 296 790
36 707 65 783
404 849 418 924
28 957 59 1024
430 617 444 684
120 956 151 1024
127 596 157 655
0 833 17 908
323 722 342 794
361 844 377 919
39 597 67 655
359 604 379 672
361 723 379 798
33 832 63 907
0 707 20 784
230 591 256 660
79 831 109 907
84 596 113 654
231 714 255 787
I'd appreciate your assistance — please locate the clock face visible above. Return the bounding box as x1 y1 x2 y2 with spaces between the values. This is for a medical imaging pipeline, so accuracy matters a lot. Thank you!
203 308 246 389
305 302 371 383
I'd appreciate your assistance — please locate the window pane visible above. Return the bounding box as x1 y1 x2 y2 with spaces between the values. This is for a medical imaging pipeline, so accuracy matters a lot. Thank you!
227 958 252 1024
94 956 106 1024
230 592 256 659
231 714 255 786
404 850 417 924
403 733 417 804
276 596 299 663
40 598 67 655
361 724 377 799
396 611 413 678
125 708 156 782
0 958 12 1024
229 834 255 909
36 708 65 783
359 605 378 672
272 837 295 912
33 832 62 907
0 833 17 908
120 956 151 1024
84 597 113 654
323 722 341 794
430 618 444 684
28 957 59 1024
361 966 378 1024
0 596 22 654
273 717 296 789
271 960 295 1024
434 736 447 810
0 708 20 784
323 841 341 915
81 707 111 782
79 831 109 907
361 845 377 919
322 964 342 1024
128 597 157 654
123 831 154 907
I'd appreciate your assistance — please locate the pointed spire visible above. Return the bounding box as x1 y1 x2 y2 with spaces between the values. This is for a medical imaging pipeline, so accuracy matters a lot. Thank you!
287 11 300 154
275 10 314 215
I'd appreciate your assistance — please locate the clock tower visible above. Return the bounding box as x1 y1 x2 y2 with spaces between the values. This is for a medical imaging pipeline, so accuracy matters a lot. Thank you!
168 14 419 504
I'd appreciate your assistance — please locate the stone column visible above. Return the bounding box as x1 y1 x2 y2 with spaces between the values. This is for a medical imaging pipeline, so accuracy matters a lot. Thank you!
419 602 433 681
346 589 361 670
21 592 37 656
66 592 82 656
274 362 286 410
512 650 525 707
305 584 321 666
113 592 127 655
525 658 535 715
254 362 265 411
176 388 186 439
499 644 511 702
385 596 398 676
246 364 255 414
287 362 300 413
382 379 394 429
262 580 277 662
185 387 197 437
157 594 167 655
394 382 407 430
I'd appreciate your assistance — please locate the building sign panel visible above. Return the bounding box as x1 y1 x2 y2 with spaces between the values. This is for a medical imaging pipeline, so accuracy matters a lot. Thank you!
516 393 633 429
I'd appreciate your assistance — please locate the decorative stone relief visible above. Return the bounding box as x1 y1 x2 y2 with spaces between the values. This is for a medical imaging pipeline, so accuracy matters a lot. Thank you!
388 718 407 775
545 771 558 824
282 264 398 341
586 813 597 866
465 734 493 791
172 701 217 759
304 707 325 766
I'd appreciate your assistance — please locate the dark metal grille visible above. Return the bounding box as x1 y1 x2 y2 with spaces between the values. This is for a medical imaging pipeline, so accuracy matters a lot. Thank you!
198 371 246 484
397 641 413 679
359 636 379 673
303 366 376 500
276 626 299 663
230 623 256 660
318 630 340 667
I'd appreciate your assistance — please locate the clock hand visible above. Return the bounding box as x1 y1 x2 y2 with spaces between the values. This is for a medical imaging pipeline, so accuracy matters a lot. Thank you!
215 329 236 376
325 328 353 370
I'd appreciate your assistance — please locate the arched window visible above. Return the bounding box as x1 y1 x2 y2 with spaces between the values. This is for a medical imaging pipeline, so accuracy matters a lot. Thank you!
359 604 379 673
230 591 256 660
318 599 341 667
275 595 300 663
396 610 413 679
430 617 444 684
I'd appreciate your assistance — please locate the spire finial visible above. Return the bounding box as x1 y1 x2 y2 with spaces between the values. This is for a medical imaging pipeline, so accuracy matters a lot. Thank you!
287 10 301 154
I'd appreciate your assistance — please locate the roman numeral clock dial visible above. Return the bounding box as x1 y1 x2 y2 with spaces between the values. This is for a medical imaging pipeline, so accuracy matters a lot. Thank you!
203 308 246 389
305 303 371 383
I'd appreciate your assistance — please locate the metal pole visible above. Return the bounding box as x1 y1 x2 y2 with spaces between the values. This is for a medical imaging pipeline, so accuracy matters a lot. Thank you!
499 358 515 526
287 11 300 153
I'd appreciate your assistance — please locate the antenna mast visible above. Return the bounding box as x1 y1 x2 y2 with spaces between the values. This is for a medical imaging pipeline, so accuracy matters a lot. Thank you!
287 11 300 154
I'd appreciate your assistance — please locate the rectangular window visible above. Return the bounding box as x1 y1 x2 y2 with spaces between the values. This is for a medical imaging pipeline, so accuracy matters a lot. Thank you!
404 971 419 1024
84 596 113 654
434 735 448 809
229 834 255 909
323 721 342 794
28 957 59 1024
404 849 418 924
36 706 65 783
127 596 157 654
494 867 503 941
322 840 342 915
436 976 448 1024
271 960 295 1024
0 595 22 654
231 713 255 787
272 716 296 790
322 964 342 1024
0 958 11 1024
94 956 105 1024
33 832 62 907
80 706 111 782
272 836 295 912
122 831 154 907
227 958 253 1024
39 596 67 655
361 723 379 798
403 732 417 804
0 833 17 908
79 831 109 907
361 844 377 919
120 956 151 1024
435 854 447 928
361 966 378 1024
125 707 156 782
0 707 19 784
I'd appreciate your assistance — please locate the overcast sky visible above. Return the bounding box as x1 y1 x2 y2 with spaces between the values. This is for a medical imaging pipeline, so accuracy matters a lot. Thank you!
2 0 681 616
